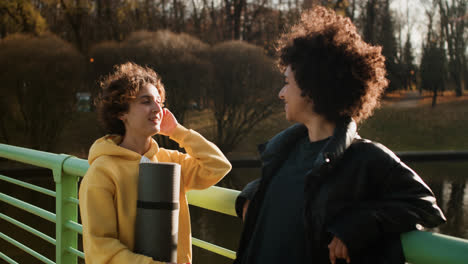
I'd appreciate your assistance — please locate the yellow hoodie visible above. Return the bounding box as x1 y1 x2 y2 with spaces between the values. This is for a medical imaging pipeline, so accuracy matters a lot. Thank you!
79 124 231 264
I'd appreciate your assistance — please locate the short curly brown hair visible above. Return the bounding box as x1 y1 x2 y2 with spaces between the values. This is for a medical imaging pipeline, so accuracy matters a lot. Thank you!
95 62 166 135
277 6 388 123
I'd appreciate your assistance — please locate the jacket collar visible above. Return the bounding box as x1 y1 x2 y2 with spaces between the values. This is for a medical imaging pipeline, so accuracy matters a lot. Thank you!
321 116 359 166
259 117 358 167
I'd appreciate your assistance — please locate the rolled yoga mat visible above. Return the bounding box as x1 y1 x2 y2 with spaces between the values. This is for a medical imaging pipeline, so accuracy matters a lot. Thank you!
134 159 181 262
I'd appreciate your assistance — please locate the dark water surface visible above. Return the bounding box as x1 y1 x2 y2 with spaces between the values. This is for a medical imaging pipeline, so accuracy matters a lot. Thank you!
1 162 467 264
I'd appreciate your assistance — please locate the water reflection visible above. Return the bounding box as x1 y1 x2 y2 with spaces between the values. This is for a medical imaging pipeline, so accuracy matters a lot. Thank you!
428 178 468 237
410 161 468 238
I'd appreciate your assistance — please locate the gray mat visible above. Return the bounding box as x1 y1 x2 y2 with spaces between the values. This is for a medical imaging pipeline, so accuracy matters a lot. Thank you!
134 162 181 262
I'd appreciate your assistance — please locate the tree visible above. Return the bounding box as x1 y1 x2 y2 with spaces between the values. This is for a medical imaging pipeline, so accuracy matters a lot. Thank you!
402 33 416 90
420 8 447 108
0 0 47 38
400 3 416 91
362 0 378 45
53 0 93 52
421 44 446 107
360 0 403 91
0 33 85 150
208 41 282 153
378 0 403 91
438 0 466 96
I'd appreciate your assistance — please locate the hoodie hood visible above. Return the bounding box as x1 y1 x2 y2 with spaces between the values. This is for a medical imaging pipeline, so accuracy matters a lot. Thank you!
88 135 160 165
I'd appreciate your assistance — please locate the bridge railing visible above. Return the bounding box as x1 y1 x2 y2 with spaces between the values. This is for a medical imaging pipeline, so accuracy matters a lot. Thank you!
1 143 468 264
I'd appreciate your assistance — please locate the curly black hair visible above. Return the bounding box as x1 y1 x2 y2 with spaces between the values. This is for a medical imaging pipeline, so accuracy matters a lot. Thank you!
277 6 388 123
95 62 166 135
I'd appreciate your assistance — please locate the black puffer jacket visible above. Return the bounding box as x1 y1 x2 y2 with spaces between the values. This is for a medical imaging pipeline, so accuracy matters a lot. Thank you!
234 118 446 264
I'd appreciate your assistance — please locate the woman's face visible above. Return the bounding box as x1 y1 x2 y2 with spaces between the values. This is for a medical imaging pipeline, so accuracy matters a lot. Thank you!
119 83 163 139
278 65 315 123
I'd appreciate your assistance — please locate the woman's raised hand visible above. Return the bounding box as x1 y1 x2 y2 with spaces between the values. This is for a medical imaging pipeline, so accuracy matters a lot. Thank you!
159 108 179 136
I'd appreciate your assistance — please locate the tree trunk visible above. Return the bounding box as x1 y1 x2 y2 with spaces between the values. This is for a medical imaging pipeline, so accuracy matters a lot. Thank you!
233 0 246 40
363 0 377 44
60 0 84 52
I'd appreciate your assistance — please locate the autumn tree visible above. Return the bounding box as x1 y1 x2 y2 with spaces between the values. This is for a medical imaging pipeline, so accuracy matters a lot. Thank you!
0 33 85 150
208 41 282 153
0 0 47 38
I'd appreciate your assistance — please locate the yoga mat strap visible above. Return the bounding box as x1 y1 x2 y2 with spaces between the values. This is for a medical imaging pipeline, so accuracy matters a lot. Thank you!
137 200 180 210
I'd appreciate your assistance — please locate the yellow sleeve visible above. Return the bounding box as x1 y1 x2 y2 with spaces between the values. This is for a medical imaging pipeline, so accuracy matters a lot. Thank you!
79 164 165 264
166 124 232 191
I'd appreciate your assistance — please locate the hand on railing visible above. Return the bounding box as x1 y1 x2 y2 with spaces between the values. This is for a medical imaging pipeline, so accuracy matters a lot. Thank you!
328 236 350 264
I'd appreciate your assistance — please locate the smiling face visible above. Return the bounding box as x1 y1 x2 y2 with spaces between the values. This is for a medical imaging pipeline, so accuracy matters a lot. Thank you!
278 65 315 123
119 83 163 139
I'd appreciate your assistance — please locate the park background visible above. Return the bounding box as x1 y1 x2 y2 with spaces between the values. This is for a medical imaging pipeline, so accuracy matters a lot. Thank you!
0 0 467 263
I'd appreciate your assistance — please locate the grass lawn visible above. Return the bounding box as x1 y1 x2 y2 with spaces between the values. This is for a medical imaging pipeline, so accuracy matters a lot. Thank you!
359 99 468 151
226 94 468 158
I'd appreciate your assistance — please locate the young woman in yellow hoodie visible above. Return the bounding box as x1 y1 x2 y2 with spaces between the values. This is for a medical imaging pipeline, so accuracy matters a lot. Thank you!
79 62 232 264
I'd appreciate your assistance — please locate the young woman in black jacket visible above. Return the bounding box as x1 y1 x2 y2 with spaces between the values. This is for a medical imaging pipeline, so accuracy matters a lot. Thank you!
234 6 446 264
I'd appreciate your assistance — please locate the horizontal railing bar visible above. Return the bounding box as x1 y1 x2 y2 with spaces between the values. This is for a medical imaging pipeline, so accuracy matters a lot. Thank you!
62 157 89 177
3 144 468 175
402 231 468 264
0 232 55 264
66 197 80 205
0 174 56 197
0 212 56 245
0 193 56 223
192 237 236 260
65 220 83 235
0 144 62 171
0 143 89 178
67 246 85 259
0 251 19 264
187 186 240 216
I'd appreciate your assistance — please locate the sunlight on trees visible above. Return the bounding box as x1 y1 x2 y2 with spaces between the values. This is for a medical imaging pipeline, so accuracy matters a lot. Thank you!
0 0 48 37
0 0 465 152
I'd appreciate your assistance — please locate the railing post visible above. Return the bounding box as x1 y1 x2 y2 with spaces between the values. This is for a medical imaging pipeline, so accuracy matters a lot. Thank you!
53 154 78 264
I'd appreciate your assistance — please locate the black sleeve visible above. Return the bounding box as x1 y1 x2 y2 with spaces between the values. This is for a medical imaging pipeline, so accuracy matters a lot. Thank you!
235 178 261 218
327 159 446 254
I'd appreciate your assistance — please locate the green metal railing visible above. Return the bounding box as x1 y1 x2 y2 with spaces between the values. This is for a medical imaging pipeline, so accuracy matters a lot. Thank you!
1 143 468 264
